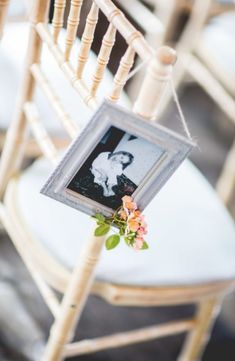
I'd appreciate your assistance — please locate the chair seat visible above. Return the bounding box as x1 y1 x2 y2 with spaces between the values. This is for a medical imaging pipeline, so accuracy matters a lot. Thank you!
198 11 235 95
8 0 28 18
0 22 130 133
14 155 235 287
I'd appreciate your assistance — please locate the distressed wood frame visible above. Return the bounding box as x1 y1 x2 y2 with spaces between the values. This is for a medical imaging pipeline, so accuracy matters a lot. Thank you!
41 100 194 217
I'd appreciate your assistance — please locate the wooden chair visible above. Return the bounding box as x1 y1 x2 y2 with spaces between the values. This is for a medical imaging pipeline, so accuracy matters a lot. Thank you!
0 1 133 157
0 0 59 157
186 2 235 211
151 0 235 214
127 0 235 213
0 1 235 361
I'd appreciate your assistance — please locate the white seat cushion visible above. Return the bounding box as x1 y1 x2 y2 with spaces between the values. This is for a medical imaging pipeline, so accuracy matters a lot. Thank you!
7 0 28 18
0 22 130 133
199 11 235 95
16 156 235 287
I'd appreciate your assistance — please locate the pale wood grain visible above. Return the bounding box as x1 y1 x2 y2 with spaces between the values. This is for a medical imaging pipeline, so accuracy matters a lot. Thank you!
65 0 83 61
216 140 235 205
0 0 9 39
63 319 195 357
90 23 116 97
41 229 106 361
178 298 220 361
1 1 234 361
108 46 135 103
36 23 98 109
133 46 176 119
0 0 50 199
52 0 66 43
76 2 99 79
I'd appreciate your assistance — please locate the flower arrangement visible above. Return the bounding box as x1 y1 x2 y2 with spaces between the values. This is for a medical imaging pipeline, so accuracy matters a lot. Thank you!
92 196 148 250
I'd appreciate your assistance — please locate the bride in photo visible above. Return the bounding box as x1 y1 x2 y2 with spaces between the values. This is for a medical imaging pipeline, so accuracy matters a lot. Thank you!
91 151 134 197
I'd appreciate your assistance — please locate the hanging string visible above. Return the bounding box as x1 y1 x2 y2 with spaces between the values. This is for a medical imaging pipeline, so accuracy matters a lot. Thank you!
170 78 193 140
126 56 193 141
126 56 152 82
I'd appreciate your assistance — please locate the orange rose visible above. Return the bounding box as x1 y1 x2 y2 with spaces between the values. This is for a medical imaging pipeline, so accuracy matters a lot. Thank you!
122 196 137 211
133 210 141 217
122 195 132 204
127 219 139 232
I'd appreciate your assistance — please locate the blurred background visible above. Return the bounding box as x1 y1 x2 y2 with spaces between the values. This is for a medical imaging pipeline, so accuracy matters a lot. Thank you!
0 0 235 360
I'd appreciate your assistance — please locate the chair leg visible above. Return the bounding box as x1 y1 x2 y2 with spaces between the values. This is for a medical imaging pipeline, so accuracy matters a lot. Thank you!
41 232 105 361
177 297 221 361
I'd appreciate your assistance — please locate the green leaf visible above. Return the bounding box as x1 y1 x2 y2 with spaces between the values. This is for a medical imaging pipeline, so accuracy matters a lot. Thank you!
124 237 130 246
125 234 135 244
97 221 105 225
94 213 105 223
105 234 120 250
94 224 110 236
141 241 149 250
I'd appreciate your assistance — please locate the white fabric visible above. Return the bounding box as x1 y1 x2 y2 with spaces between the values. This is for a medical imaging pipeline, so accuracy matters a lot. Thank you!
0 22 130 132
17 156 235 286
200 11 235 92
7 0 27 18
91 152 123 196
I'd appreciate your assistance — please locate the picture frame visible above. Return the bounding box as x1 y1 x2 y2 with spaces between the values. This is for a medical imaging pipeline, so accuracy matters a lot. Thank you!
41 100 195 217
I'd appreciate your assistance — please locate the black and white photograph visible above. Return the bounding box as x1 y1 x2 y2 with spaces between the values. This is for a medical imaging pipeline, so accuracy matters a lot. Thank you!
41 101 194 216
66 126 164 209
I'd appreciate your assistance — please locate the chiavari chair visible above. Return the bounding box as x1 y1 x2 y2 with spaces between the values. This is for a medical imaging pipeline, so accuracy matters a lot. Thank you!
0 1 235 361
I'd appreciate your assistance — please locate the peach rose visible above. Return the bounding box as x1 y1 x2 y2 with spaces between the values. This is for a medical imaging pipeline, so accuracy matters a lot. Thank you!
127 219 139 232
119 210 127 220
122 195 132 203
122 196 137 211
133 210 141 217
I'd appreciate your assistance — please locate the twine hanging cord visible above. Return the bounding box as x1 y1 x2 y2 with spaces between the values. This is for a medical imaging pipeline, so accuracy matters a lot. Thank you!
126 55 193 142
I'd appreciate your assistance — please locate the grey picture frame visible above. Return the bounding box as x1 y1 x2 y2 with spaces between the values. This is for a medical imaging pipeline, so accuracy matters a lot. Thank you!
41 100 195 217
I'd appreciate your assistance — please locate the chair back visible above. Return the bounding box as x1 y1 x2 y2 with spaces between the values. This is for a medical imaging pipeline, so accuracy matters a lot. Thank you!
0 0 176 197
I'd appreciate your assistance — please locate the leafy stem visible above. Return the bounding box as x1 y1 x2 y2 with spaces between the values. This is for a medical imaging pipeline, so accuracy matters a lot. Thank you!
92 196 149 251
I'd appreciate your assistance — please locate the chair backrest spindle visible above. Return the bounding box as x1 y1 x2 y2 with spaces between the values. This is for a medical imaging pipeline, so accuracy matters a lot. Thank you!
65 0 83 61
134 47 177 119
108 46 135 103
76 2 99 79
0 0 176 199
90 23 116 97
52 0 67 43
